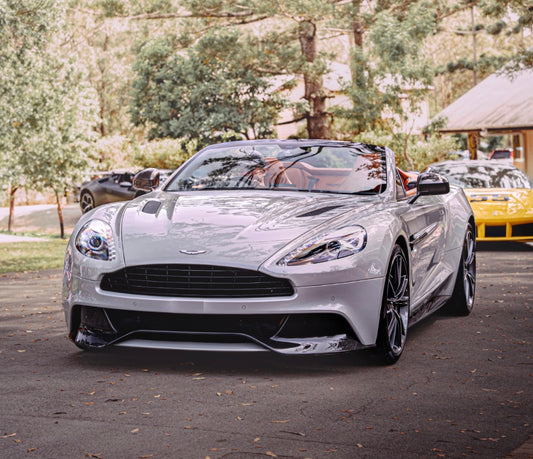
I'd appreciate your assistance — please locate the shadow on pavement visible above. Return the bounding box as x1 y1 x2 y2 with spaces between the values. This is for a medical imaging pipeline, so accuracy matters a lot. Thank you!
61 344 387 375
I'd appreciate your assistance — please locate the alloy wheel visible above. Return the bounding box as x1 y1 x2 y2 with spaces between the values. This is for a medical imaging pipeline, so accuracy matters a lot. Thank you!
462 227 476 311
385 249 410 355
80 192 95 213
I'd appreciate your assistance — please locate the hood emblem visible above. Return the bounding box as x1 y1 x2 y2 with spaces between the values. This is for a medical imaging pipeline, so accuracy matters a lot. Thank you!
180 249 207 255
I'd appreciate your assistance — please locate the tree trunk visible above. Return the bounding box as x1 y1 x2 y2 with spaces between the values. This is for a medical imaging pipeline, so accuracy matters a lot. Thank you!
55 189 65 239
353 19 363 48
8 185 18 233
97 34 109 137
298 20 329 139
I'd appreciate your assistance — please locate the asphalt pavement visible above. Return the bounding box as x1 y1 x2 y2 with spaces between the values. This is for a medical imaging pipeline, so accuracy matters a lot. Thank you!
0 240 532 458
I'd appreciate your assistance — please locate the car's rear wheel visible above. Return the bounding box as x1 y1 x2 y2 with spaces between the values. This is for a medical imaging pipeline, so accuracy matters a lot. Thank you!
448 223 476 316
376 244 410 364
80 191 95 213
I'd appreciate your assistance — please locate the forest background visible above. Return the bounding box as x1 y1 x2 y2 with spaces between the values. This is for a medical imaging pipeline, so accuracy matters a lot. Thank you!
1 0 532 235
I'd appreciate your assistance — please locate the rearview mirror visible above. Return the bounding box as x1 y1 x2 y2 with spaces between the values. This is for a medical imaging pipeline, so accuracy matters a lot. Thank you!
133 168 160 192
408 172 450 204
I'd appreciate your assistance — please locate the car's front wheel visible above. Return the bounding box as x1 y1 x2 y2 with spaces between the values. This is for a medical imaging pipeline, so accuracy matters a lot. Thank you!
448 223 476 316
80 191 95 213
376 245 410 364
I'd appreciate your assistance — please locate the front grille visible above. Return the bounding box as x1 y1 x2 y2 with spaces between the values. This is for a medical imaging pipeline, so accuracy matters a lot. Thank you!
100 264 294 298
512 222 533 237
485 225 506 237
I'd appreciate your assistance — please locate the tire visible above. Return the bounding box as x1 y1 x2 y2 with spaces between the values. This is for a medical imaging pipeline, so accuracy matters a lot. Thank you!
448 223 476 316
376 245 410 365
80 191 95 213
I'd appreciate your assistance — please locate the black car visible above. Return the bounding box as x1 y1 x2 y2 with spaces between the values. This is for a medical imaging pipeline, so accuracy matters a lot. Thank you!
79 170 174 213
489 149 513 160
79 172 140 213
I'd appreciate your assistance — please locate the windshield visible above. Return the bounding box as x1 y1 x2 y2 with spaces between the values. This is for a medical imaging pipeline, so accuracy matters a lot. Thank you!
428 163 531 189
165 142 387 195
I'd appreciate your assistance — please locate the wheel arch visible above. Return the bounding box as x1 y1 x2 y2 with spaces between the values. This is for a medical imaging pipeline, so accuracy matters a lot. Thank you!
394 234 410 280
468 215 476 239
395 235 409 264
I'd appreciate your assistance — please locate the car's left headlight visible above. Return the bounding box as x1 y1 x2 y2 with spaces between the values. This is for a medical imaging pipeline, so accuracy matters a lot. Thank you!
75 220 116 261
278 225 367 266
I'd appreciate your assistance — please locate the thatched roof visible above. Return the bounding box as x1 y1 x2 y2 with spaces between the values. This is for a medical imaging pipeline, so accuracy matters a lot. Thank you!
435 67 533 133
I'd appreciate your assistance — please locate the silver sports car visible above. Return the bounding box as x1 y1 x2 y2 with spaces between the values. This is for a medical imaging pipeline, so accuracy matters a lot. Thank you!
63 140 476 364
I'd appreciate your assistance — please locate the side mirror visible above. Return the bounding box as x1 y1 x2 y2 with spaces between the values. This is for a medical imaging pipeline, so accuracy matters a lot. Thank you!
408 172 450 204
133 168 160 192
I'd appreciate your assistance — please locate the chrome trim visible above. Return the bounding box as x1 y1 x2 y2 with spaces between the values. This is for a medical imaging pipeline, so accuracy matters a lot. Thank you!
409 221 440 248
115 339 267 352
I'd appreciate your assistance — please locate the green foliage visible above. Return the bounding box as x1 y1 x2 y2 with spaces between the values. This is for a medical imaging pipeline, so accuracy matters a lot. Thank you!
430 0 532 106
0 0 99 234
353 129 459 171
133 138 196 169
87 136 195 171
97 0 127 17
18 57 99 194
131 29 287 147
332 1 440 137
369 3 436 78
90 135 138 171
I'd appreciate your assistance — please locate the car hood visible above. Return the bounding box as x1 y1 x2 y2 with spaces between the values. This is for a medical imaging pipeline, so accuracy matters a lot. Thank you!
464 188 533 222
119 191 374 269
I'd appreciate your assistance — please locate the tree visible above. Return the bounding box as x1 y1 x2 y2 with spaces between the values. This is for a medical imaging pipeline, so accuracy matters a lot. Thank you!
63 3 150 137
326 0 444 168
86 0 531 147
429 0 532 110
124 0 355 139
131 30 286 146
0 1 98 236
17 56 98 238
0 1 64 231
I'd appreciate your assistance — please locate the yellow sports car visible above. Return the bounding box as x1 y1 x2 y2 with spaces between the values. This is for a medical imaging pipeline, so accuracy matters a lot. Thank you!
426 160 533 242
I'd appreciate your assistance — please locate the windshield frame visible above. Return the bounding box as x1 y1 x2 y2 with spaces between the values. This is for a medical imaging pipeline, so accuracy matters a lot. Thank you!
164 140 388 196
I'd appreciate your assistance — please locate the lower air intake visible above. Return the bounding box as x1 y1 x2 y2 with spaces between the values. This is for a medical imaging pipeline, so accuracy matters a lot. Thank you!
485 225 506 238
512 223 533 237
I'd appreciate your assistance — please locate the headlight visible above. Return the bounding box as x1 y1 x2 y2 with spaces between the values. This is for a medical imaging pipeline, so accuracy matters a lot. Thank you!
278 225 367 266
75 220 116 261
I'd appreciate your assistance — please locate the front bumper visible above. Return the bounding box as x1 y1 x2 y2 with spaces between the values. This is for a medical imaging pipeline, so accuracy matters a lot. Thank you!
64 274 385 354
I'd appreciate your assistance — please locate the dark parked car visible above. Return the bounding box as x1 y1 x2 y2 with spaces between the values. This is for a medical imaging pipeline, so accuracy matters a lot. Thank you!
79 170 174 213
79 172 139 213
489 149 513 160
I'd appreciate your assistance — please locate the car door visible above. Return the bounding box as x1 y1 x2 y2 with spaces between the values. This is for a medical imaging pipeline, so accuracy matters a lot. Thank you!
401 195 448 313
101 173 135 203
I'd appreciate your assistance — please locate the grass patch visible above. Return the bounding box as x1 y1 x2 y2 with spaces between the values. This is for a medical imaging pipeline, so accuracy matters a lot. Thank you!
0 235 69 274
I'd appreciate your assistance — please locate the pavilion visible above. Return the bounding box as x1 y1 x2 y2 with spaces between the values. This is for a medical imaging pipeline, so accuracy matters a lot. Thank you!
434 66 533 178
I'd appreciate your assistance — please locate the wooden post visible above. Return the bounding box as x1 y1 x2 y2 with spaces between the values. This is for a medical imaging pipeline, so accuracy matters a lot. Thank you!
467 132 479 160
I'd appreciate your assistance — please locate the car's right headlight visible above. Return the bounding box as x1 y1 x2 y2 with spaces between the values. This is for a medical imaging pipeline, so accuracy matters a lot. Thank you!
75 220 116 261
277 225 367 266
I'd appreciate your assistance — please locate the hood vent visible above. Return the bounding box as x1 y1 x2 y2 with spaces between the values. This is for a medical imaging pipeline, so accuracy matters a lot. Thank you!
142 200 162 214
297 205 343 218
